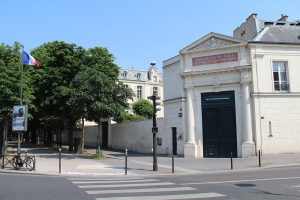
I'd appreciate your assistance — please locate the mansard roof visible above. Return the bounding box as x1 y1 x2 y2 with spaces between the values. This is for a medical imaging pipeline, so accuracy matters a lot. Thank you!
253 25 300 44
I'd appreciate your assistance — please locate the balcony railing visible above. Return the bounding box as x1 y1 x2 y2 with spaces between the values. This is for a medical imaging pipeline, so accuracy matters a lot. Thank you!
274 82 289 91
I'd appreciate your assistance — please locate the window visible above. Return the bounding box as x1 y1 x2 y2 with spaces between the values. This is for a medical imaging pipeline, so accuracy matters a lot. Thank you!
137 86 142 99
121 71 127 79
124 84 129 88
153 76 158 82
273 61 288 91
153 87 158 96
136 73 141 80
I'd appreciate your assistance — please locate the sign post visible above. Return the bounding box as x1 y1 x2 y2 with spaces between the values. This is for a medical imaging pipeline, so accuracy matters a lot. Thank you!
12 105 28 154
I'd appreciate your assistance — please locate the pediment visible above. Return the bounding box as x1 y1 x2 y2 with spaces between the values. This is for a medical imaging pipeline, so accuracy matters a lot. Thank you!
180 32 247 53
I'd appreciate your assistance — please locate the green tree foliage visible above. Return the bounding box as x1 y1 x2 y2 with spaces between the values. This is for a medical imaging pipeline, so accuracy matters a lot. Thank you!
132 99 152 119
70 47 133 122
0 41 134 153
31 41 85 151
114 112 145 123
70 47 134 154
0 42 35 154
0 43 21 118
29 43 134 152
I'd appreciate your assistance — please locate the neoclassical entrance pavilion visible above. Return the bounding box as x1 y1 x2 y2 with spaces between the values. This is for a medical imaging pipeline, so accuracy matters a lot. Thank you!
163 14 300 158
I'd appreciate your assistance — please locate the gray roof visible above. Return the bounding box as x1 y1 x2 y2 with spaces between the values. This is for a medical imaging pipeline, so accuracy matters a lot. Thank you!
119 68 163 82
254 26 300 43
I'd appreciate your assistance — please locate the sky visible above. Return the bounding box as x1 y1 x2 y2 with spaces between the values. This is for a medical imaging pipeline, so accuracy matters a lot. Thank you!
1 0 300 71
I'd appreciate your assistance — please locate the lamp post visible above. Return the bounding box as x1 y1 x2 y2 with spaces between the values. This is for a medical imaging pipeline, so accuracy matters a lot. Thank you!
147 94 161 171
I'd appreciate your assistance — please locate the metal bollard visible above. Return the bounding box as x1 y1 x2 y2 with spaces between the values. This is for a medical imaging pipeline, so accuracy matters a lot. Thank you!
125 149 128 175
230 152 233 170
33 156 36 171
2 156 4 169
25 150 27 158
172 155 174 173
258 150 261 167
59 148 61 174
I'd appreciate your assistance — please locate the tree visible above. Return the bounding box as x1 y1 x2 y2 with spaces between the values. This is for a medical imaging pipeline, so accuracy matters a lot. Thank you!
114 111 145 123
0 42 35 154
31 41 86 152
70 47 134 154
132 99 152 119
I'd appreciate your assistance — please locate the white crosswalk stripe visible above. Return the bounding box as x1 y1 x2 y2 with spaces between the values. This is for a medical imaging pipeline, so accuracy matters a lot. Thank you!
291 185 300 188
87 186 195 195
67 177 144 181
94 193 225 200
68 177 225 199
79 182 174 188
72 179 157 184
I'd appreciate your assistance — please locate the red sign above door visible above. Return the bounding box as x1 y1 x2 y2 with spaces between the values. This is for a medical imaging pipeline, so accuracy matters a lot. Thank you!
192 52 238 66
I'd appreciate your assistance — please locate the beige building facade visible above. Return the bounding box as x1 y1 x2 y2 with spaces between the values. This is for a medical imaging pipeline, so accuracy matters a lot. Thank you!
163 14 300 158
119 62 164 117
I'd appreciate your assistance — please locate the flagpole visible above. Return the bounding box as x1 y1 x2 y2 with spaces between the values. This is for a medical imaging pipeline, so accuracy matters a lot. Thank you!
20 46 24 105
18 46 24 155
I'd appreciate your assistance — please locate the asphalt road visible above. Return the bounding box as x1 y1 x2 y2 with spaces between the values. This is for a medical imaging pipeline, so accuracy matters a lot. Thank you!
1 166 300 200
0 173 92 200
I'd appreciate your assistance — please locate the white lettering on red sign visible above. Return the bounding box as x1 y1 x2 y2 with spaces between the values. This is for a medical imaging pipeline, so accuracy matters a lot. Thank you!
192 52 238 66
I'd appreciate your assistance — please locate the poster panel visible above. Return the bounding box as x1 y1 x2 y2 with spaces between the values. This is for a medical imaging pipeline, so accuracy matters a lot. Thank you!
12 105 28 131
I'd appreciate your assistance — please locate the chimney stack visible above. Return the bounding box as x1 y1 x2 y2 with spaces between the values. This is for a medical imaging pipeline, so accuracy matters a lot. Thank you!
278 14 288 22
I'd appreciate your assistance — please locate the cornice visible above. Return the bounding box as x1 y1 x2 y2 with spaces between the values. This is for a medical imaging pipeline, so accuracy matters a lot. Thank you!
181 65 252 77
251 92 300 97
163 97 186 104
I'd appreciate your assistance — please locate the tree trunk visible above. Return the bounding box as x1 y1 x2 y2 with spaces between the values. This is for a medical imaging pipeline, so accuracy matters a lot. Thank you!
80 117 85 153
46 129 52 147
0 119 3 155
36 129 40 145
68 119 74 153
31 128 37 144
1 119 8 155
96 121 101 156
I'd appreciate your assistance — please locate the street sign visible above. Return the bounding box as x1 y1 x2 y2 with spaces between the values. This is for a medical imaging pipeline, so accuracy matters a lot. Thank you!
12 105 28 131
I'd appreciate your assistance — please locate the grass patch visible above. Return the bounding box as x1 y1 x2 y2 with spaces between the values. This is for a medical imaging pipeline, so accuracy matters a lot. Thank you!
79 150 106 160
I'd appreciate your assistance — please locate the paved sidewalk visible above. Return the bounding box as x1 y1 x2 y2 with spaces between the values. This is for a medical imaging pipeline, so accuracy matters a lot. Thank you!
1 143 300 176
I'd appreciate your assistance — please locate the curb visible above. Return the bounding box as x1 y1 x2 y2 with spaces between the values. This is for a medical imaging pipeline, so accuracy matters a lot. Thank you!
2 163 300 177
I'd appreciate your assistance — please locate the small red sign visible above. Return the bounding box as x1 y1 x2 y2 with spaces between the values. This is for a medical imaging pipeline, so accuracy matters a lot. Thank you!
192 52 238 66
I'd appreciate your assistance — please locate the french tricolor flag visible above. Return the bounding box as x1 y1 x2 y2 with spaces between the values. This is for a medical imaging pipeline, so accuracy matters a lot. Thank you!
22 51 40 68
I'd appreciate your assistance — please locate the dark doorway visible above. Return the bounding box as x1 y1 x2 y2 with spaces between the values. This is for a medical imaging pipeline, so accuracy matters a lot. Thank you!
102 121 108 148
172 127 177 155
201 91 237 157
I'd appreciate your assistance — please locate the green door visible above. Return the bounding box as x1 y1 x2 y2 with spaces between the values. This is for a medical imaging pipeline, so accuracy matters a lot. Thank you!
201 91 237 157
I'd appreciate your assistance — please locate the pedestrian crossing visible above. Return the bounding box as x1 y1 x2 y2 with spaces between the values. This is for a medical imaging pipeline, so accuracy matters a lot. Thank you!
68 176 225 200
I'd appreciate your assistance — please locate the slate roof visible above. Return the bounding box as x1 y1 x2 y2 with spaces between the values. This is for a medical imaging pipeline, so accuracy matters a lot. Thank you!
254 25 300 44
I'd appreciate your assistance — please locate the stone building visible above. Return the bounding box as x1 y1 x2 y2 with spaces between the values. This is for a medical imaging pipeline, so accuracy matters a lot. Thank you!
163 13 300 158
119 62 164 118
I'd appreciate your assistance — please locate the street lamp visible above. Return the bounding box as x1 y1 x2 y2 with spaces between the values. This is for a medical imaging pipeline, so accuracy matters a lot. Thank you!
147 94 161 171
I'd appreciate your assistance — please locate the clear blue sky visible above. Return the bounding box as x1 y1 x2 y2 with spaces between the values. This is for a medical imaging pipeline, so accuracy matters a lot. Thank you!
1 0 300 70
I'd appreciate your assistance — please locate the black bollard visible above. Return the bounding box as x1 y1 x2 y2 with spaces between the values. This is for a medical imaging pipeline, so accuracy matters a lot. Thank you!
258 150 261 167
172 155 174 173
33 156 36 171
230 152 233 170
59 148 61 173
125 149 128 175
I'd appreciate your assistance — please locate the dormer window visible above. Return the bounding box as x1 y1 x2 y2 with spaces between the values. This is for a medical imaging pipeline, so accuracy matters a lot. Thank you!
121 71 128 79
136 73 141 80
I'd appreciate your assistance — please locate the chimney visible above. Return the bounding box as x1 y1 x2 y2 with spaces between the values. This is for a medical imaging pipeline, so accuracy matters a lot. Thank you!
278 14 288 22
246 13 257 21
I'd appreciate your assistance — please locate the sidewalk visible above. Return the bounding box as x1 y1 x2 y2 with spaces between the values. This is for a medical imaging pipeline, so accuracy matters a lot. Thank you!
1 143 300 176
